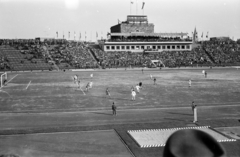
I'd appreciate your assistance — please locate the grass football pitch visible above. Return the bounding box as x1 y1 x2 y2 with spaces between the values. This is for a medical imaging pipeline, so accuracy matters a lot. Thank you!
0 67 240 157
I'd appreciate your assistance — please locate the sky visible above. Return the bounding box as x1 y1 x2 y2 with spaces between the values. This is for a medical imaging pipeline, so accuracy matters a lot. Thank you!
0 0 240 41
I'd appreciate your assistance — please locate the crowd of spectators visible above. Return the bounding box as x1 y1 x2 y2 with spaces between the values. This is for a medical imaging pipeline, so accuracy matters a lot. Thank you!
0 39 98 70
1 38 240 71
49 42 97 69
0 52 10 70
89 47 155 68
94 51 195 68
158 50 211 67
0 39 68 46
202 40 240 65
90 48 211 68
92 39 240 68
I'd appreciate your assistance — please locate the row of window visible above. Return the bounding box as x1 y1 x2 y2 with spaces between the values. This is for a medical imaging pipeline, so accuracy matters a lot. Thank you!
105 45 191 50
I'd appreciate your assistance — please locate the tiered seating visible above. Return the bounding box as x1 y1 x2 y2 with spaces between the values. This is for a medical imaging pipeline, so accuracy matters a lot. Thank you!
0 47 11 70
203 40 240 65
47 42 96 69
1 38 240 70
0 46 52 71
90 46 211 68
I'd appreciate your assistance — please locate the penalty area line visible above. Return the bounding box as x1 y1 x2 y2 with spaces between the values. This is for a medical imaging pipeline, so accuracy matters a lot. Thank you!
0 89 10 97
6 74 19 84
26 80 31 90
0 74 19 90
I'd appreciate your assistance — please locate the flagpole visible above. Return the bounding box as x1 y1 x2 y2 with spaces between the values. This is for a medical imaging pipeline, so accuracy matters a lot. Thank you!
96 31 97 41
74 31 75 41
130 0 131 15
136 0 138 15
142 2 145 15
79 32 81 41
130 1 132 15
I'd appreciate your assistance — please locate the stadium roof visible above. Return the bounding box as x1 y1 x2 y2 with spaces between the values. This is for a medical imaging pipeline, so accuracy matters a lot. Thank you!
127 15 148 23
110 32 188 37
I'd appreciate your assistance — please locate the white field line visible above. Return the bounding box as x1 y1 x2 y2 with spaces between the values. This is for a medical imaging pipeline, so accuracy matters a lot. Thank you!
6 74 18 84
0 89 10 97
26 80 31 90
0 74 19 90
0 129 114 136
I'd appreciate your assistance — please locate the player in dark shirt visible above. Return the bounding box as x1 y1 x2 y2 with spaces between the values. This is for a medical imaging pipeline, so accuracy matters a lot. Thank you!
112 102 117 115
139 82 142 88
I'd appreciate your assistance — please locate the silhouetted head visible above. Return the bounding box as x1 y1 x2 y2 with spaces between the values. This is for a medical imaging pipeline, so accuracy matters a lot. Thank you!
163 129 226 157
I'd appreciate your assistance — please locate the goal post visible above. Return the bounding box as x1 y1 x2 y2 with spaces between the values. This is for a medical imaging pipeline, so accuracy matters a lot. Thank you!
0 72 7 87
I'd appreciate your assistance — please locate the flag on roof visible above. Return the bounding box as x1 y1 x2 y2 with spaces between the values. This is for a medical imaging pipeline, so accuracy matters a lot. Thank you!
142 2 145 9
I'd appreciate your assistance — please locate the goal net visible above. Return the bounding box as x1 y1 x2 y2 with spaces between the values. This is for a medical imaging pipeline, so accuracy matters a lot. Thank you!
0 72 7 88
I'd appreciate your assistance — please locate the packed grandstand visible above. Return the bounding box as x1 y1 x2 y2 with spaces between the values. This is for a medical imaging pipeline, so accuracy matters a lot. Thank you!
0 38 240 72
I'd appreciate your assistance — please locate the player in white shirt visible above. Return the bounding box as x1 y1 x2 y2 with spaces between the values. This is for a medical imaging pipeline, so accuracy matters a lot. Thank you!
89 82 93 88
131 89 136 100
189 79 192 87
136 84 140 93
90 74 93 78
73 75 78 84
150 74 153 79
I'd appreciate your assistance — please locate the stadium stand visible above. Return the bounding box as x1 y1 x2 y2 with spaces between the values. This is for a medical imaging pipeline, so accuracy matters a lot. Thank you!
202 40 240 66
0 45 52 71
1 38 240 71
0 39 99 71
89 47 213 68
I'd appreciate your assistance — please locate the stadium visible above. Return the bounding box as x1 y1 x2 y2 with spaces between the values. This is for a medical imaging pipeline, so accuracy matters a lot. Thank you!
1 1 240 157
